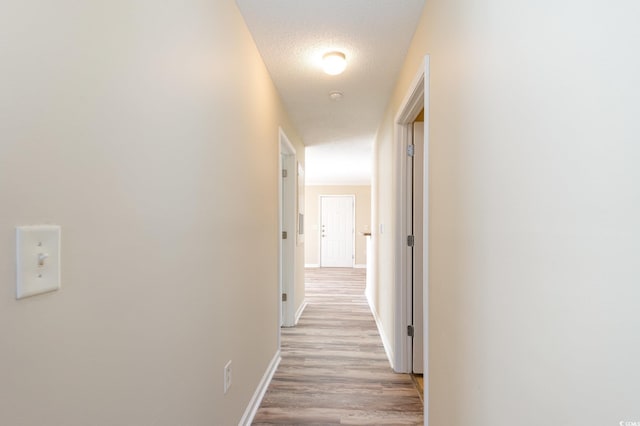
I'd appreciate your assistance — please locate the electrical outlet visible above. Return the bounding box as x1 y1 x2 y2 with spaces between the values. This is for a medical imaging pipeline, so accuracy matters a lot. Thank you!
224 361 232 394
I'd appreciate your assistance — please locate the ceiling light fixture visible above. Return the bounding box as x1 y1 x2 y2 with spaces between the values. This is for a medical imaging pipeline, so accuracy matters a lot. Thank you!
322 51 347 75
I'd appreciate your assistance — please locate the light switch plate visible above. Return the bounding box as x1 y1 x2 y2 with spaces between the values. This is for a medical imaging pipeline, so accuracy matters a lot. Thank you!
16 225 61 299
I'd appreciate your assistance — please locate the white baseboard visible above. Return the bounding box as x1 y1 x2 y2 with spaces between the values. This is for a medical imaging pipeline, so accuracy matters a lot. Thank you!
354 264 366 269
366 292 395 370
305 263 320 268
294 301 308 325
239 350 281 426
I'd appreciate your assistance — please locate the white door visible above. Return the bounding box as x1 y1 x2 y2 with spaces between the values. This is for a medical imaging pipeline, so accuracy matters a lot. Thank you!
412 121 425 374
279 129 296 328
279 153 285 327
320 196 354 267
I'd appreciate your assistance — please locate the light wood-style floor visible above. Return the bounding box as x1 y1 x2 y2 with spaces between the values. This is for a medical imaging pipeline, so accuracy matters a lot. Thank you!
253 268 424 425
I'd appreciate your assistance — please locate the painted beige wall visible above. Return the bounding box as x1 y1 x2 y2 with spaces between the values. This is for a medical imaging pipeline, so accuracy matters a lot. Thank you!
0 1 304 425
374 0 640 424
305 186 371 266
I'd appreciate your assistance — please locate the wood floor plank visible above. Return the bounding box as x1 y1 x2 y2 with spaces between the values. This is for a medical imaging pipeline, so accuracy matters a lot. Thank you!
253 268 423 425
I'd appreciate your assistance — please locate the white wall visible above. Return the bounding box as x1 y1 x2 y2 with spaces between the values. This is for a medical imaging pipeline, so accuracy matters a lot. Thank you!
305 185 371 266
0 1 304 424
374 0 640 424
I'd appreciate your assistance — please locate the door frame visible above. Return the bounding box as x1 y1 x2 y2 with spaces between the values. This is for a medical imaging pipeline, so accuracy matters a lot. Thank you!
319 194 356 268
393 56 430 390
279 127 297 329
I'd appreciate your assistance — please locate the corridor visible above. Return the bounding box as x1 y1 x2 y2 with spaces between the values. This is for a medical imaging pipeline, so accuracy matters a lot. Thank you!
253 268 423 425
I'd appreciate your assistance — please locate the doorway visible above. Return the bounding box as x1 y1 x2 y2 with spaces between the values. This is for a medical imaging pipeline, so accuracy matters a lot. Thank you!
319 195 355 268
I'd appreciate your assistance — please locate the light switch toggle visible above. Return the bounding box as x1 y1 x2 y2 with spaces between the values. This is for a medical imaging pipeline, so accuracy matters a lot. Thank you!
38 252 49 267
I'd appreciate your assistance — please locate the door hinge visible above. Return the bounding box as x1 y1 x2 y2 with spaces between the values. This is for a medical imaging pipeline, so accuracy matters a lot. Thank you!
407 144 415 157
282 293 287 302
282 231 288 239
407 235 415 247
408 325 415 337
282 169 288 178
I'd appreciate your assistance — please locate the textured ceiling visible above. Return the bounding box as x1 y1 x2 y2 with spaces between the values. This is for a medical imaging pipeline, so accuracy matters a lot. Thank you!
236 0 425 185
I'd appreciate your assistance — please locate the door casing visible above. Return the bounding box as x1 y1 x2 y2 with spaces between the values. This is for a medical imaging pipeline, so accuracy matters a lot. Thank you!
392 56 429 377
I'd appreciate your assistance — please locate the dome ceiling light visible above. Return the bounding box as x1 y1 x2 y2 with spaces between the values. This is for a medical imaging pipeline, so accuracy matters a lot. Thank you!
329 91 344 101
322 51 347 75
